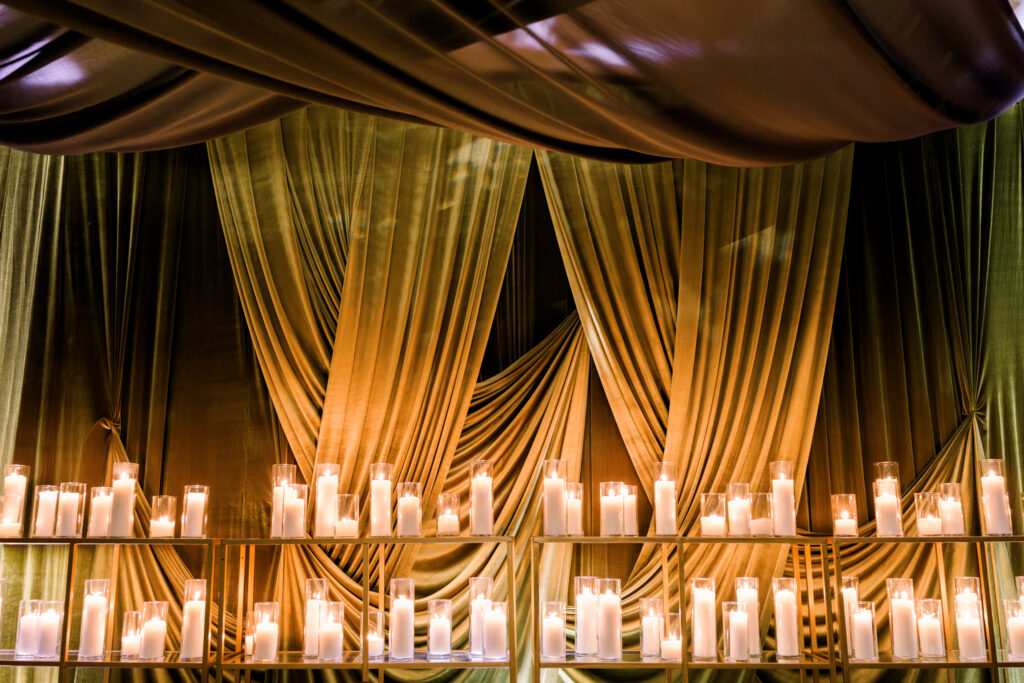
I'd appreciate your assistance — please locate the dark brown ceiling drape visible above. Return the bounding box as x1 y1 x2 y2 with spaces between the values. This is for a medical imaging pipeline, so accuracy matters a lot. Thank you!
2 0 1024 163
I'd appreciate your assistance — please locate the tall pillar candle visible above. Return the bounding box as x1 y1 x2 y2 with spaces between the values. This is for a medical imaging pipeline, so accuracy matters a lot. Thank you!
31 485 58 537
369 462 393 537
916 599 945 658
639 597 663 657
727 483 752 536
691 578 716 660
313 463 339 537
565 483 584 535
574 576 598 655
886 578 918 659
469 577 492 656
389 578 415 660
252 602 279 661
980 459 1012 535
2 464 28 527
773 577 800 658
470 460 493 535
427 599 452 658
542 460 566 536
483 601 508 659
181 485 209 538
78 579 110 659
654 461 676 535
180 579 207 660
621 484 638 535
841 577 858 655
318 601 344 660
15 600 39 657
109 461 138 537
303 578 327 658
735 577 761 656
770 461 796 536
140 601 168 660
851 602 877 661
282 484 307 538
87 487 112 537
395 482 422 537
269 463 295 538
939 483 966 535
1005 599 1024 659
954 578 986 660
725 602 748 661
55 482 85 537
36 602 63 658
599 482 623 536
596 578 621 660
541 602 566 659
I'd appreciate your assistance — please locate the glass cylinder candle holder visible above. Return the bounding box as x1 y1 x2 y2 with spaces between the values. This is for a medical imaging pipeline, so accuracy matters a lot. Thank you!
369 462 393 537
874 461 900 490
639 597 664 657
181 485 209 538
724 602 749 662
939 483 966 535
841 577 859 655
395 482 422 537
33 601 64 659
78 578 110 659
149 495 177 538
542 459 567 536
389 578 415 660
599 481 624 536
140 601 169 660
662 611 683 661
750 492 773 536
270 463 296 538
304 577 328 658
483 601 508 660
727 482 752 536
916 598 945 658
121 610 142 659
282 484 307 538
86 486 112 538
180 579 207 661
873 480 903 537
700 493 727 536
2 464 29 530
831 494 858 536
312 463 340 538
886 578 918 660
109 461 138 537
318 601 344 661
565 483 584 535
773 577 800 659
427 598 452 658
979 459 1012 535
691 578 716 660
850 602 878 662
30 485 58 537
620 484 638 535
1005 599 1024 660
366 609 385 658
15 600 40 657
335 493 359 538
244 611 255 657
954 577 986 660
769 460 796 536
735 577 761 656
574 576 598 656
914 492 942 536
470 577 494 656
654 461 676 535
596 578 622 660
436 493 460 536
1017 576 1024 599
541 601 566 660
252 602 280 661
469 460 493 536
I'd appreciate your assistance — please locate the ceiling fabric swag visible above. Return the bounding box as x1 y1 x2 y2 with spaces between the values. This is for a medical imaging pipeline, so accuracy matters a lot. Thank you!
537 145 853 666
3 1 1024 162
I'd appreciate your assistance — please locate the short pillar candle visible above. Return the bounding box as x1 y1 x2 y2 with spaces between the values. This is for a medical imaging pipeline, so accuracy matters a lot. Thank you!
139 601 169 660
727 482 752 536
31 485 58 537
700 493 726 536
244 611 255 657
181 485 209 538
251 602 280 661
366 609 385 658
427 598 452 658
35 601 64 659
639 597 663 657
750 492 773 536
599 481 624 536
851 601 878 662
724 601 748 662
469 576 493 656
436 492 460 536
540 601 566 660
831 493 858 536
953 577 986 660
318 601 344 661
873 480 902 537
0 492 24 538
1 464 29 533
335 493 359 538
149 495 176 538
282 484 307 538
483 601 508 660
395 482 422 537
86 486 112 538
939 483 966 535
914 492 942 536
661 611 683 660
916 598 945 658
54 482 85 537
15 599 40 657
120 610 142 659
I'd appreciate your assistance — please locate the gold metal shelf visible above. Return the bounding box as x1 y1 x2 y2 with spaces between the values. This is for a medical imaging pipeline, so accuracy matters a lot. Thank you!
221 651 363 669
64 651 209 668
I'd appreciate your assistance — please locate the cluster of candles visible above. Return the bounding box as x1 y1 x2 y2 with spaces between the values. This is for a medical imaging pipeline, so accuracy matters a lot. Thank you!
839 575 1024 662
9 578 207 661
270 461 495 539
697 462 797 537
0 463 209 539
831 460 1017 537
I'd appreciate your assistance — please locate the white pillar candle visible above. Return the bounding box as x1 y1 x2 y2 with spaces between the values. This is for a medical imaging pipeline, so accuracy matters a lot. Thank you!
700 514 726 536
1008 615 1024 658
37 609 61 658
180 600 206 660
304 599 322 657
470 474 493 535
366 632 384 657
123 634 142 657
842 588 858 654
151 518 175 538
654 477 676 535
621 488 638 536
835 516 858 536
566 495 583 535
750 517 773 535
370 479 391 537
852 610 875 661
270 485 285 538
874 491 901 536
437 513 459 536
470 596 490 655
483 606 507 658
389 597 414 660
736 586 761 655
661 638 682 660
597 591 622 659
78 594 108 658
771 477 796 536
774 589 800 657
283 495 305 537
542 613 565 659
252 622 278 660
939 498 966 535
692 588 716 659
599 491 623 536
956 595 986 660
140 617 167 660
3 472 26 521
318 621 343 660
182 490 207 538
55 491 80 536
543 475 566 536
917 516 942 536
981 473 1012 534
918 614 943 657
575 590 598 655
335 517 358 537
728 497 751 536
0 521 21 536
16 612 39 656
314 473 338 537
33 489 58 537
88 492 112 537
890 597 918 659
110 475 135 537
728 609 748 661
428 614 451 656
641 614 662 656
396 495 421 536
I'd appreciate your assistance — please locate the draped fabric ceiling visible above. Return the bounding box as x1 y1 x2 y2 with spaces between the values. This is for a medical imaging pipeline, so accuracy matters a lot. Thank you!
2 1 1024 163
